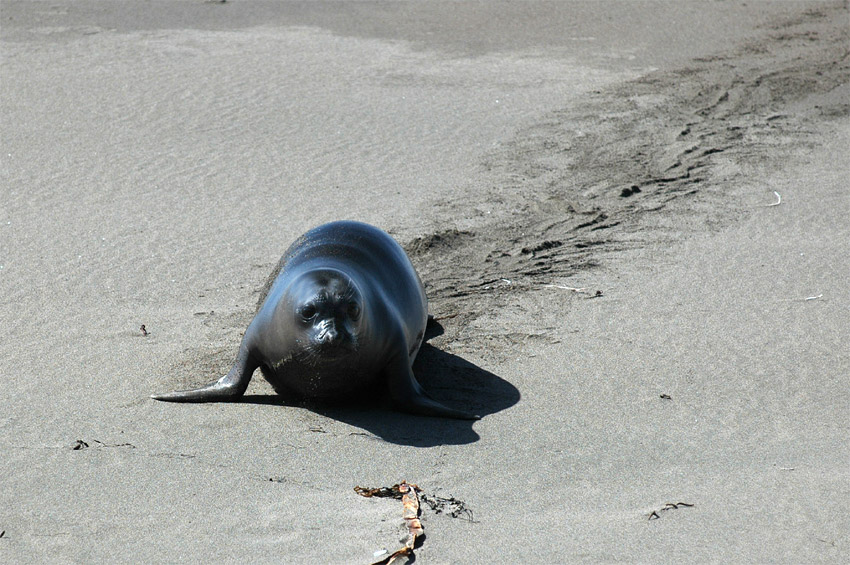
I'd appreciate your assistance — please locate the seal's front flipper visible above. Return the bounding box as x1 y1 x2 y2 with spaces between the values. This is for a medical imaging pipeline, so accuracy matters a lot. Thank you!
385 354 480 420
152 346 256 403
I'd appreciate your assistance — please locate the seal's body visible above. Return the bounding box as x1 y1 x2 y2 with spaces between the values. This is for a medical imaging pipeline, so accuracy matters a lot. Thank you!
152 221 476 420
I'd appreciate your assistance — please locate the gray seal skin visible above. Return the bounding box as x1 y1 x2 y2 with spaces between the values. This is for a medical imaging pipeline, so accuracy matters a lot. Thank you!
152 220 478 420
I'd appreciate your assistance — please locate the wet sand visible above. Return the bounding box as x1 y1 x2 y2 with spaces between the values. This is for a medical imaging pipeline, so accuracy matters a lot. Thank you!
1 1 848 562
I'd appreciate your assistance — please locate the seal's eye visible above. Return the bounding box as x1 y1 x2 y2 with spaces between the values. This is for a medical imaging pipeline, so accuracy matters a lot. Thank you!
347 301 361 320
299 304 317 321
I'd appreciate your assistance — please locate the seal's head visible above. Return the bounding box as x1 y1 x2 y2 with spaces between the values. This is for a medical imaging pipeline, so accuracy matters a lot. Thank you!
288 269 364 363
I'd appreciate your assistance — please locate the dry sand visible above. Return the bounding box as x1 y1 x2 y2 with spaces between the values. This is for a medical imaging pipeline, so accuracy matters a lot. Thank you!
1 1 848 562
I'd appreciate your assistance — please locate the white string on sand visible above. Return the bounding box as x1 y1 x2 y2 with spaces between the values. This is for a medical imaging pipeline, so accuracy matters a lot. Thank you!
543 284 587 292
765 191 782 207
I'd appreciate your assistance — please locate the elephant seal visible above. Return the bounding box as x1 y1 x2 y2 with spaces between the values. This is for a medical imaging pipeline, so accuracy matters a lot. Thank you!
152 220 478 420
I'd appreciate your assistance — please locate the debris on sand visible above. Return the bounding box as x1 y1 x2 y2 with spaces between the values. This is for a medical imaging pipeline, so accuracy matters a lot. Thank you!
765 191 782 207
648 501 695 520
420 492 474 521
356 481 424 565
355 482 473 563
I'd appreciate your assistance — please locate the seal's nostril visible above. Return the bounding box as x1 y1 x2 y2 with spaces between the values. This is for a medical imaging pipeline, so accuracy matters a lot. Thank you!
317 320 339 344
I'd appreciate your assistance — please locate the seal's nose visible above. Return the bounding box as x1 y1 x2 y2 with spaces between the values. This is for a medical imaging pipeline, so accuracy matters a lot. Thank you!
316 320 340 345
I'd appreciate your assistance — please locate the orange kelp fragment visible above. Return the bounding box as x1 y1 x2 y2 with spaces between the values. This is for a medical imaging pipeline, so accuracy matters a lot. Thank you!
355 481 423 565
398 482 423 552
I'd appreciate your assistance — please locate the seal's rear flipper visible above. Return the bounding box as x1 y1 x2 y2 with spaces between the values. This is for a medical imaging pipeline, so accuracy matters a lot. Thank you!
386 355 480 420
151 346 255 403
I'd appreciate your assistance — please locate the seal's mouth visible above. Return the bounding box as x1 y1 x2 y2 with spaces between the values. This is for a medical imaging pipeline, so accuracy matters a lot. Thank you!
313 340 356 359
295 341 356 367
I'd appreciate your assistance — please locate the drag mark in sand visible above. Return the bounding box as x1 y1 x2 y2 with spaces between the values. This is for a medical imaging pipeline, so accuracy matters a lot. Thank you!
407 5 849 343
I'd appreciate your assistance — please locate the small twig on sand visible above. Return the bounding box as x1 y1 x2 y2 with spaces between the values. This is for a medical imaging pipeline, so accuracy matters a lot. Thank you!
765 191 782 207
648 501 694 520
91 439 136 448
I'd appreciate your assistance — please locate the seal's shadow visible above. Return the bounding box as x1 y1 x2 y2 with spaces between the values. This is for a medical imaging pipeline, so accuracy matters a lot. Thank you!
316 319 520 446
242 320 520 446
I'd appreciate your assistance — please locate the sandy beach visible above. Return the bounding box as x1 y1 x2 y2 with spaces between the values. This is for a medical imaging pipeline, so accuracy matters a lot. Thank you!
2 1 848 562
